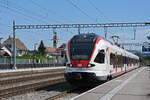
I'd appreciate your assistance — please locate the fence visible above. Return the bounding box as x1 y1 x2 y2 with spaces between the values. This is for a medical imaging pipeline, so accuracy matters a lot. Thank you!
0 56 66 69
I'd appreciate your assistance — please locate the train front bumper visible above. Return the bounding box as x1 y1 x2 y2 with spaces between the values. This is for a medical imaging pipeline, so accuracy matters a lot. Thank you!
64 72 107 86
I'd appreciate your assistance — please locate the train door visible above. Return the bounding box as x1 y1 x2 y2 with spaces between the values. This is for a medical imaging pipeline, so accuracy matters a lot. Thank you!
121 55 123 73
115 54 118 76
122 56 125 72
127 57 129 71
106 47 114 77
123 56 126 72
106 48 109 65
125 56 127 72
110 53 115 75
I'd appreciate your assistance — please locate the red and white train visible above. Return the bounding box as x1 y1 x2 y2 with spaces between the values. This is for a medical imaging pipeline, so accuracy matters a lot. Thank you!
64 33 139 86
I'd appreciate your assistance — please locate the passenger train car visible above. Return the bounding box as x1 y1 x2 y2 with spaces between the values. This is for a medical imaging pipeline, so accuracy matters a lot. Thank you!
64 33 139 86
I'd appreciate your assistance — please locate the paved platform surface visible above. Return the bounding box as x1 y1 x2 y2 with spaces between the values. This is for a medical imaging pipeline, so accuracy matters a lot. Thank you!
0 66 65 73
72 66 150 100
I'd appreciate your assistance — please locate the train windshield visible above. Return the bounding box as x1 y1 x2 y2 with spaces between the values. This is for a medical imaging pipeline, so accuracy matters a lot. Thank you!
70 34 98 60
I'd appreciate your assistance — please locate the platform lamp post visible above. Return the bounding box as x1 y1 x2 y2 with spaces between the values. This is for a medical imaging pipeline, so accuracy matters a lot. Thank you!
13 21 17 69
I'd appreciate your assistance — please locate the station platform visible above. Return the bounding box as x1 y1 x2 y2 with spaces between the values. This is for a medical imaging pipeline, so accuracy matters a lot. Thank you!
72 66 150 100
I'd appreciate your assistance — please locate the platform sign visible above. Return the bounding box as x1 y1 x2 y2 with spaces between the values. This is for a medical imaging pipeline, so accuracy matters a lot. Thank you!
142 42 150 58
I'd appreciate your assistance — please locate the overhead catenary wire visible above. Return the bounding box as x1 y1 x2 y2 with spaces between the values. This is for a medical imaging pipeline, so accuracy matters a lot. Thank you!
0 3 47 23
0 31 10 35
11 1 61 23
0 4 44 23
19 0 78 37
87 0 112 22
0 21 11 35
65 0 96 22
0 21 11 28
0 0 61 24
29 0 74 23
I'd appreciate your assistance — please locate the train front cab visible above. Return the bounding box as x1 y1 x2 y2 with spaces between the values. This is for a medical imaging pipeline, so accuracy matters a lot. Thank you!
64 34 104 84
64 48 109 86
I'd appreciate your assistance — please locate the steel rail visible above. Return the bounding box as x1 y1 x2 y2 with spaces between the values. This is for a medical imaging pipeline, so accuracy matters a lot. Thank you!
0 78 66 99
46 87 78 100
0 68 65 78
0 73 64 85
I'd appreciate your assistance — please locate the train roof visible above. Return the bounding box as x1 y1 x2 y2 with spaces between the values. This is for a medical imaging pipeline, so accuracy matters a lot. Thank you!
70 33 139 60
72 33 99 38
71 33 113 44
71 33 99 43
102 39 139 60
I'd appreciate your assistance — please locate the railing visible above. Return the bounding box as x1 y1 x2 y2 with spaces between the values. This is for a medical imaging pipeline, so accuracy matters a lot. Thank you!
0 56 66 69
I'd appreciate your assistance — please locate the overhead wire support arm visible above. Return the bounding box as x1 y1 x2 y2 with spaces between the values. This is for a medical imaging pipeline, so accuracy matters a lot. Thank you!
14 22 150 29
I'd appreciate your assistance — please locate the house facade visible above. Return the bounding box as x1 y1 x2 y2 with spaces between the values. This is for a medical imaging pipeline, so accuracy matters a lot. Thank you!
45 43 66 57
45 46 56 57
1 36 28 56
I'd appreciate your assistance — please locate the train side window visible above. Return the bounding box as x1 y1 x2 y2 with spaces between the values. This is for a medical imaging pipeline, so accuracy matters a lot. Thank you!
133 59 135 65
110 53 113 65
127 57 129 66
117 55 121 68
110 53 115 68
125 57 127 64
129 58 132 66
123 56 125 65
118 55 120 67
94 50 105 63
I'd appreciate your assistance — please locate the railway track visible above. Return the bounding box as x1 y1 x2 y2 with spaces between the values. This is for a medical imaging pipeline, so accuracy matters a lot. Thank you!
0 68 65 78
0 73 64 85
0 78 66 99
45 88 76 100
45 86 93 100
0 68 66 99
45 82 106 100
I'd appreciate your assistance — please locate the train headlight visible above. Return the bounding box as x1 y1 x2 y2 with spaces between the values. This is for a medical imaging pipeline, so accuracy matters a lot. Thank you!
67 63 72 67
87 63 95 68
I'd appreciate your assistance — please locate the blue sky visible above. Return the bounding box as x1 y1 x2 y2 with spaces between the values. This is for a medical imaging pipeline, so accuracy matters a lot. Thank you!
0 0 150 50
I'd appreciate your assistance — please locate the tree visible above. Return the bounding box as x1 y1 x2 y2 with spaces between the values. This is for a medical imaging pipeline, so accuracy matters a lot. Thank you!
135 51 143 63
38 40 46 56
